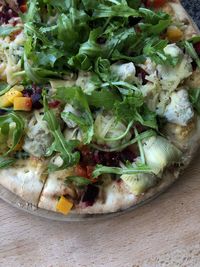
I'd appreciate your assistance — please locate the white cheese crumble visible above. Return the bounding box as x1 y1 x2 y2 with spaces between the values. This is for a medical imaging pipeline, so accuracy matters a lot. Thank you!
76 71 96 95
157 54 192 91
163 44 182 58
164 89 194 126
111 62 136 83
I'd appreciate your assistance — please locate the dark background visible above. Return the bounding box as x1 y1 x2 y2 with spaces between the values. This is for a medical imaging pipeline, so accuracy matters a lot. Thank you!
182 0 200 28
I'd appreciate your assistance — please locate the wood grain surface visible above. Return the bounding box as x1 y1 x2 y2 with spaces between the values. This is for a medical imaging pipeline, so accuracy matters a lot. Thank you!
1 150 200 267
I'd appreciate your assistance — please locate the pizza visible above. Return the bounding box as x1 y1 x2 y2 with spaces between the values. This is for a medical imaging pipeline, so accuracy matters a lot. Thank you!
0 0 200 216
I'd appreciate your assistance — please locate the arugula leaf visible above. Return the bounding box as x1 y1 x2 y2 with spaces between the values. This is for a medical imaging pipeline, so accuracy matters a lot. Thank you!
43 96 80 171
78 28 104 58
0 157 16 169
188 35 200 44
94 57 111 82
143 38 169 65
0 26 21 37
65 176 92 187
87 89 121 110
57 9 90 53
92 163 152 178
22 0 40 23
111 51 146 64
139 19 171 35
183 41 200 69
91 129 156 152
134 127 145 164
24 54 44 84
115 93 143 121
127 0 141 9
61 87 94 144
139 8 170 24
103 120 133 142
68 54 92 71
189 88 200 114
93 4 139 18
0 83 12 96
115 94 158 129
0 112 25 155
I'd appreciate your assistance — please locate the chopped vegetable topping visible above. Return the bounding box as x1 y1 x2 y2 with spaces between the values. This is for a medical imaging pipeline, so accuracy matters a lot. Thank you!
56 196 73 215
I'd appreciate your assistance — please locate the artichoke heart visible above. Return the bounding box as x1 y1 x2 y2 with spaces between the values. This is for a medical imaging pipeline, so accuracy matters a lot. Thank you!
143 136 182 175
121 173 157 196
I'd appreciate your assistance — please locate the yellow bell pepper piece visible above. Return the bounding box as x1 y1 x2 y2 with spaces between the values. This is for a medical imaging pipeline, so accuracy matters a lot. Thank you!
0 85 24 108
56 196 73 215
5 86 24 103
0 95 12 108
167 26 183 42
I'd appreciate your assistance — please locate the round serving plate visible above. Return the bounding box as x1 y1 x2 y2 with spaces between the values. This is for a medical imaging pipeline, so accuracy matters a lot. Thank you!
0 0 200 221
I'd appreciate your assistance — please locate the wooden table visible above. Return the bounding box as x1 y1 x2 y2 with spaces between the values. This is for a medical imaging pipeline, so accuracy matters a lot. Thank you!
1 152 200 267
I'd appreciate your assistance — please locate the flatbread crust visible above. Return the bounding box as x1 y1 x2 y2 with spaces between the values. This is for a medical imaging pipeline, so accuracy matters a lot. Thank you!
38 168 75 211
1 0 200 216
0 157 48 206
163 0 199 39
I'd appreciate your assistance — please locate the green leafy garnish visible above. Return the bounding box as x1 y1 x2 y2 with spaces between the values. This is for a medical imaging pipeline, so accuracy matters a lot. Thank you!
183 41 200 69
43 96 80 171
0 83 12 96
115 93 158 129
91 129 156 152
87 89 121 110
20 0 174 81
59 87 94 144
93 163 152 178
189 88 200 114
65 176 92 187
0 112 25 155
0 157 16 169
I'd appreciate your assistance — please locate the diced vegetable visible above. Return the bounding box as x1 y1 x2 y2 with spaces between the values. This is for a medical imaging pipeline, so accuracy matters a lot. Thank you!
20 3 27 13
166 26 183 42
5 86 24 104
0 95 12 108
56 196 73 215
0 86 24 108
13 97 32 111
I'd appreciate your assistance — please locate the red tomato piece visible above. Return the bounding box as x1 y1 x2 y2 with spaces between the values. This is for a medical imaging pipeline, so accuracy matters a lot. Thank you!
48 100 60 109
20 4 27 13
